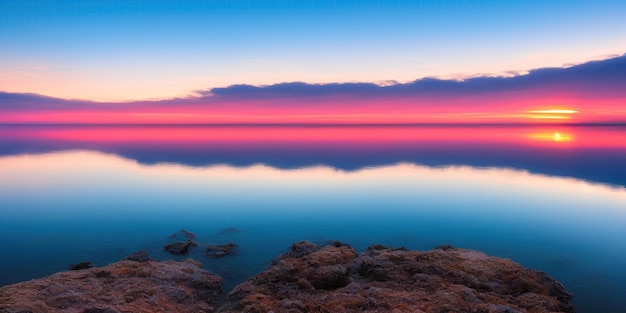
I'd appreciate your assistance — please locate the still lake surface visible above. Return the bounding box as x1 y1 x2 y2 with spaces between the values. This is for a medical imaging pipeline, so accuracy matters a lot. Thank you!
0 125 625 312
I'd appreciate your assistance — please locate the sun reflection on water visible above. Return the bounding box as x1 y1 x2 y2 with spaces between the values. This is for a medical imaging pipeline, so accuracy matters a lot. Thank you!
528 131 573 142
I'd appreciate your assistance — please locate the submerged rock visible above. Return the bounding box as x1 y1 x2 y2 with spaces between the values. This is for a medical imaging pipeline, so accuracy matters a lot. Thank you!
206 243 238 259
164 230 199 255
219 241 574 313
217 227 240 234
169 229 196 241
0 260 222 313
164 240 197 255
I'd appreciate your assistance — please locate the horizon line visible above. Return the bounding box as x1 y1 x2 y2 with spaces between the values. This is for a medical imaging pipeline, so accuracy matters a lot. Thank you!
2 122 626 127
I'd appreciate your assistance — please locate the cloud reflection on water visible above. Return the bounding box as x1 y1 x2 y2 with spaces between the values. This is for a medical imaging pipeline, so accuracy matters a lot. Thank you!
1 144 626 312
1 125 625 187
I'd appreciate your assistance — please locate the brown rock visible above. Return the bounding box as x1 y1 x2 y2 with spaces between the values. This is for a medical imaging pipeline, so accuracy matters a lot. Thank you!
217 242 574 313
68 262 95 271
123 250 151 262
0 241 575 313
0 260 222 313
285 240 319 258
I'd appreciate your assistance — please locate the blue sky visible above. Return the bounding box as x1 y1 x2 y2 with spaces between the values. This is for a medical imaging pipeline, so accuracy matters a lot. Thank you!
1 0 625 101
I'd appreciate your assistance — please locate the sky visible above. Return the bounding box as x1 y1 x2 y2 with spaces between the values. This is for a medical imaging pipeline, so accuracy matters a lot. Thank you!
1 0 625 124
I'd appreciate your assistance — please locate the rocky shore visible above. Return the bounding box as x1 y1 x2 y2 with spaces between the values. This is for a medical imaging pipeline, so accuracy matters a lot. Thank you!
0 241 574 313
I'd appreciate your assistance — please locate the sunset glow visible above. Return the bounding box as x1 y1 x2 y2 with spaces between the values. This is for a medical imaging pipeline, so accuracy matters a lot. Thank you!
529 110 579 114
2 1 626 124
525 108 581 121
2 55 625 125
3 125 625 150
1 1 625 124
2 2 626 311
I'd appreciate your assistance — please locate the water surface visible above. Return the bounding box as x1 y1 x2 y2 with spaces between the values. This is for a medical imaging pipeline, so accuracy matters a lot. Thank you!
0 125 625 312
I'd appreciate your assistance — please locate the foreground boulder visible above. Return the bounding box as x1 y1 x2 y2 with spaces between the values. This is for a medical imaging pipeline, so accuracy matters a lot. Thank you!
0 259 222 313
219 241 574 313
0 241 574 313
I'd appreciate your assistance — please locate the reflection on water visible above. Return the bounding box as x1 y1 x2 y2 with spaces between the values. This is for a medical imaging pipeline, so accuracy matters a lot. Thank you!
0 126 626 312
528 131 574 142
1 125 625 187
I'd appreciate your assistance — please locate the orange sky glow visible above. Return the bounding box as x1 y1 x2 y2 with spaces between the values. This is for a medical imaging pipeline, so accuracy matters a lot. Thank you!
0 95 616 125
1 54 625 125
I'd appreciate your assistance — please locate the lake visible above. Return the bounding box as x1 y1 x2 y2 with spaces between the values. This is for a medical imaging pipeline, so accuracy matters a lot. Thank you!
0 125 625 312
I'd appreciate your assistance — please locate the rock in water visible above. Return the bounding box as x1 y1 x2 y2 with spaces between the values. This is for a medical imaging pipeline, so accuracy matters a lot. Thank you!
0 241 574 313
124 250 151 262
217 227 240 234
164 240 197 255
168 229 196 241
219 242 574 313
285 240 319 258
68 262 94 271
206 243 238 258
0 260 222 313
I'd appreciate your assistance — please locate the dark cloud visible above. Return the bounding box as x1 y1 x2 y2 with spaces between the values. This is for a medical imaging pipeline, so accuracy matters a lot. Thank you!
0 92 94 111
0 92 64 104
201 82 383 98
204 53 626 98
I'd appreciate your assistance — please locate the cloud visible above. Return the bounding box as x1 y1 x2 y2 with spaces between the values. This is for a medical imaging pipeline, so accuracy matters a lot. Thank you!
0 92 64 104
3 53 625 106
198 82 383 98
201 53 626 98
0 91 96 111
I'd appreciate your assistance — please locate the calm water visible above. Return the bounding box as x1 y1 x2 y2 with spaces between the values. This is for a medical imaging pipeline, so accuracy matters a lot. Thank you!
0 125 625 312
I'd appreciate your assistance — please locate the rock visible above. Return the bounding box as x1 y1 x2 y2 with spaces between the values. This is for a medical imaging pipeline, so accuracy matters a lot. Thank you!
434 244 455 251
284 240 319 258
165 230 199 255
183 258 204 268
0 260 222 313
82 308 120 313
164 240 197 255
124 250 151 262
168 229 196 241
218 242 574 313
0 309 35 313
206 243 238 258
68 262 94 271
218 227 240 234
0 241 575 313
